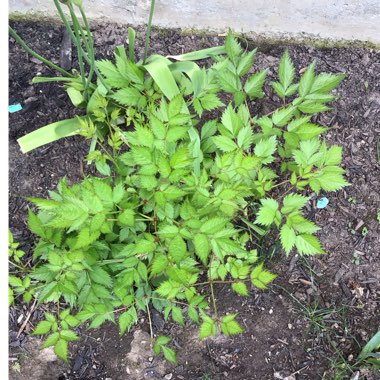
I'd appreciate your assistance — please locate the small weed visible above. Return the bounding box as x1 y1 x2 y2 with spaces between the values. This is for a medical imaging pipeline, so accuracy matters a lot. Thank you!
364 80 369 90
376 211 380 223
348 196 357 205
352 252 361 265
361 226 369 237
347 222 356 235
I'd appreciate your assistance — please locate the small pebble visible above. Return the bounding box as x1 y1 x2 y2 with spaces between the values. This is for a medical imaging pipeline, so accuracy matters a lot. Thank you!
164 374 173 380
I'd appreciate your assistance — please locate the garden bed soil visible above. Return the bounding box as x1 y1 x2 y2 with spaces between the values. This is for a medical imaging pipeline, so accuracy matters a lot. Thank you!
9 20 380 380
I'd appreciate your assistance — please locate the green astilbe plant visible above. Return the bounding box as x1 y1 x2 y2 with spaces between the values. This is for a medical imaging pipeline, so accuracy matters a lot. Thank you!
12 31 349 362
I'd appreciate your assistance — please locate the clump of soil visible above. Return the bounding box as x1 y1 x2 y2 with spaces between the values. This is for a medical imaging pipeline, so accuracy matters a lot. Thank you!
9 20 380 380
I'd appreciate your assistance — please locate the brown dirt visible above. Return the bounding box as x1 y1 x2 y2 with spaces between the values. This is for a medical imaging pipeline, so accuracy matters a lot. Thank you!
9 20 380 380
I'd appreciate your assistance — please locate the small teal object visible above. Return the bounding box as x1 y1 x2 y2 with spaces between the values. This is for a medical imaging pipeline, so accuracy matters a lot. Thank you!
9 103 22 113
316 197 329 209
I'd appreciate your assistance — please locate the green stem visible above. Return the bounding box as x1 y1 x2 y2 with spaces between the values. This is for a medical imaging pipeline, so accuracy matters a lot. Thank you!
143 0 156 64
78 4 96 98
68 3 87 97
209 281 219 321
8 260 27 272
9 26 74 78
53 0 109 91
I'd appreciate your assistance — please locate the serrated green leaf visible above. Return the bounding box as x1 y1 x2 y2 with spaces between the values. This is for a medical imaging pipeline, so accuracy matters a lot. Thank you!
188 306 199 323
162 346 177 363
272 106 296 127
28 209 45 238
231 282 248 296
199 318 216 340
133 240 156 254
9 276 23 287
213 135 237 152
200 218 228 234
199 93 224 111
237 126 254 150
169 235 187 263
151 255 169 276
42 332 60 348
119 308 137 335
89 266 112 288
280 225 296 255
96 59 129 88
244 69 268 99
54 338 69 362
281 194 309 214
254 136 277 160
118 209 135 227
324 145 343 166
298 61 316 97
33 320 52 335
278 49 295 90
221 314 244 336
237 49 256 76
255 198 279 226
112 86 142 107
295 234 325 255
171 306 185 326
310 73 345 94
60 329 79 342
225 31 242 64
250 263 277 289
194 233 210 265
298 101 331 114
316 167 349 192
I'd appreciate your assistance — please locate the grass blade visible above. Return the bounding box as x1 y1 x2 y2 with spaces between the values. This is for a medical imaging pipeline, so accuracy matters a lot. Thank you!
128 27 136 62
143 55 181 100
167 46 226 61
17 118 83 153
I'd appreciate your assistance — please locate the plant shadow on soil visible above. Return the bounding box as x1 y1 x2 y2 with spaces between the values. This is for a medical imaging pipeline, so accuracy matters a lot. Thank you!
8 20 380 380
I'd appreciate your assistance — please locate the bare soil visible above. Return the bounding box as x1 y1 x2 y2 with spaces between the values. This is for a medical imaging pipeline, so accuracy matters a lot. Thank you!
9 20 380 380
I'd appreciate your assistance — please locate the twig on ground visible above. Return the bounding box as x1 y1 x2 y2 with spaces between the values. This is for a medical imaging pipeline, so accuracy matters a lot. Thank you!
16 298 37 338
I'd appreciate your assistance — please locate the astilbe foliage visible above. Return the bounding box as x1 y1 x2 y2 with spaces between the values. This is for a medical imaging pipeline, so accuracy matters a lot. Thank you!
11 32 348 362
